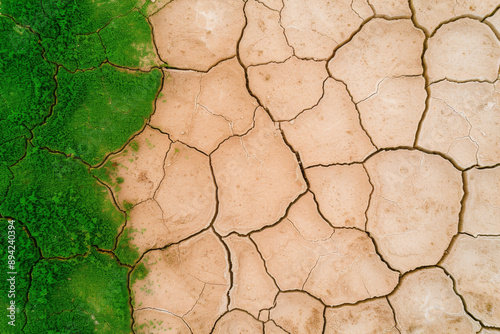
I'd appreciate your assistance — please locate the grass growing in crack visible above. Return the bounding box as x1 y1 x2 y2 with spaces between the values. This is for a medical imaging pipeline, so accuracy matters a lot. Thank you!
33 64 162 165
24 248 131 334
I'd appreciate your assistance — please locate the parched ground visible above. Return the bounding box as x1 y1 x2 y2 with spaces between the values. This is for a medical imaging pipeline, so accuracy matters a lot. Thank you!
107 0 500 333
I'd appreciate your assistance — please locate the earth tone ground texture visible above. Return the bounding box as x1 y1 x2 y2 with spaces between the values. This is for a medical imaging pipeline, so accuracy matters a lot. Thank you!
106 0 500 332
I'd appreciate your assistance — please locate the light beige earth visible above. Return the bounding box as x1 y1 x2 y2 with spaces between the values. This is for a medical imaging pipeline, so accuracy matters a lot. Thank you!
102 0 500 332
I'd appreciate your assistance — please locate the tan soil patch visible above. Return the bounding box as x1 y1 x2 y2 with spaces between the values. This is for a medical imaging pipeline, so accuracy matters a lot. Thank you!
252 193 399 305
306 164 372 230
281 78 375 166
388 268 481 333
212 310 263 333
365 149 463 273
212 108 306 236
269 291 325 334
357 76 427 148
247 56 328 121
412 0 500 33
150 0 245 71
118 0 500 331
328 18 424 102
417 79 500 168
96 126 171 210
325 298 399 334
280 0 372 59
442 235 500 327
425 18 500 83
132 230 229 334
368 0 411 17
463 167 500 235
224 234 278 317
238 0 292 67
150 58 258 154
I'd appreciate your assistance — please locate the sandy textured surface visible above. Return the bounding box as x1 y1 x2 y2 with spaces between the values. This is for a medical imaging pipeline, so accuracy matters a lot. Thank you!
111 1 500 332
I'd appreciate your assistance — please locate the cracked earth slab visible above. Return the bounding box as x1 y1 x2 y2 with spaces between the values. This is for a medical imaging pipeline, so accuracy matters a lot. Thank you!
412 0 500 34
150 58 258 154
247 56 328 121
106 0 500 331
150 0 245 71
388 267 481 333
324 298 399 334
328 18 424 103
251 193 399 305
280 78 376 166
425 18 500 83
280 0 372 59
365 149 463 273
441 235 500 327
463 167 500 235
132 229 229 334
211 108 306 236
416 79 500 168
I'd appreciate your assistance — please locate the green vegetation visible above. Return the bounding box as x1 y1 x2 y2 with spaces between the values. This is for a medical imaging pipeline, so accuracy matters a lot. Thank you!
100 10 158 68
24 248 131 334
0 146 125 258
0 164 12 203
0 0 146 70
33 64 162 165
0 219 40 333
130 262 149 286
42 33 106 72
0 15 56 131
0 1 165 332
115 226 141 265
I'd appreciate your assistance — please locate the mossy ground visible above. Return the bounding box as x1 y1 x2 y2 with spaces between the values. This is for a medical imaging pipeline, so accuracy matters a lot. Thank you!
0 219 40 334
0 146 125 258
33 64 162 165
24 248 131 334
0 1 164 331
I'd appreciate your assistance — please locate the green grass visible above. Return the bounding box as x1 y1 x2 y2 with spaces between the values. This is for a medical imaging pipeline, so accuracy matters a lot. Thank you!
24 248 131 334
0 15 56 129
0 146 125 258
100 10 159 68
0 2 163 332
0 219 40 333
33 64 162 165
115 225 141 266
42 33 106 72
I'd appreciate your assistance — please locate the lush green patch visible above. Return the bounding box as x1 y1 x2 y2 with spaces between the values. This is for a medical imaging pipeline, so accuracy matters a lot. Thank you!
115 226 141 266
100 10 158 68
33 64 162 165
0 219 40 333
0 0 145 70
0 15 56 129
130 262 148 286
24 248 131 334
42 33 106 72
0 164 13 203
0 0 144 37
0 146 125 258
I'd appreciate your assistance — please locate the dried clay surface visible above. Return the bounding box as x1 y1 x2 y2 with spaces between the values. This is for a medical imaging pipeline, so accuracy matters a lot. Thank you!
101 0 500 331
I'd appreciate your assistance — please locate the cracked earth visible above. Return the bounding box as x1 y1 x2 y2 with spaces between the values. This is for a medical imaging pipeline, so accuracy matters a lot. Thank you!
102 0 500 332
